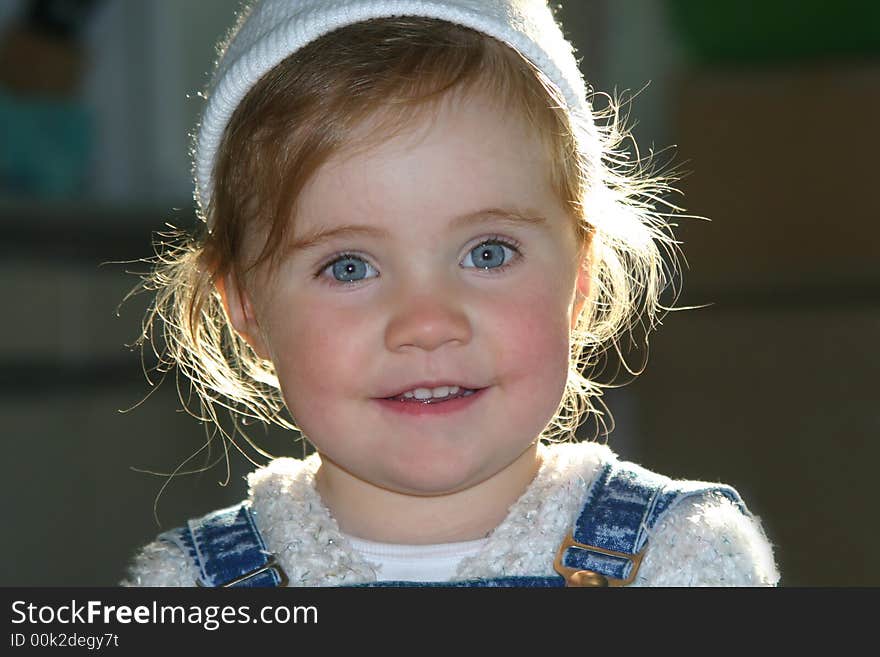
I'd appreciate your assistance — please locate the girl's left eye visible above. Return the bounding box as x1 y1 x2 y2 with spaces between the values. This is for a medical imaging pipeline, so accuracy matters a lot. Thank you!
461 238 521 270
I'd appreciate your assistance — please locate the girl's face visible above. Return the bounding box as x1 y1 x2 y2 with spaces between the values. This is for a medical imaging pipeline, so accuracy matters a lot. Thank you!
229 88 590 504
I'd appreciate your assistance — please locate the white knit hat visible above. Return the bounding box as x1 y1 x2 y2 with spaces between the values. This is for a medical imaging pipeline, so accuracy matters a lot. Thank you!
194 0 597 218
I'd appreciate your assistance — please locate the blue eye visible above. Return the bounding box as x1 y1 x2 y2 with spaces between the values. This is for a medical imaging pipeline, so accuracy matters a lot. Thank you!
462 239 520 270
324 255 378 283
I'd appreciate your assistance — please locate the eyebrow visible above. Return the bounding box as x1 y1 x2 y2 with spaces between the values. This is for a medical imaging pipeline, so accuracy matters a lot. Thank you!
285 208 547 255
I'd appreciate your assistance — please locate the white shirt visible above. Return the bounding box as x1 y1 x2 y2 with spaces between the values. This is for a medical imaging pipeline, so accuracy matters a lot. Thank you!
344 534 489 582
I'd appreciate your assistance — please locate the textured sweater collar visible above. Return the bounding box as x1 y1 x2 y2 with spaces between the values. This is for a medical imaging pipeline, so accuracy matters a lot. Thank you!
246 441 616 586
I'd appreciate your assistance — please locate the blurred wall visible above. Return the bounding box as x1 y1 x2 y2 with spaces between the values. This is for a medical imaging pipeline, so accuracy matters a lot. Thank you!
0 0 294 586
568 0 880 586
1 0 877 586
82 0 243 202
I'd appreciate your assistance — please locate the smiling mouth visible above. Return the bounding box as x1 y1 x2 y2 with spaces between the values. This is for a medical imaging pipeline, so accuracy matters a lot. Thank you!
384 387 480 403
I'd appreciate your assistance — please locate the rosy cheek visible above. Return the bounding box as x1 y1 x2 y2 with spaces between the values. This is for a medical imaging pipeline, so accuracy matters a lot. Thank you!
495 284 570 376
480 286 569 437
268 302 369 407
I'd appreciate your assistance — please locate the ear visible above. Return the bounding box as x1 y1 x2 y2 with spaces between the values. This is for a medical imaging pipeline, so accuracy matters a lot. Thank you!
570 247 592 331
215 272 270 360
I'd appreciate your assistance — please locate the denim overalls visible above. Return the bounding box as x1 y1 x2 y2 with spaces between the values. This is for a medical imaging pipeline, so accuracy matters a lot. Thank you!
159 459 747 587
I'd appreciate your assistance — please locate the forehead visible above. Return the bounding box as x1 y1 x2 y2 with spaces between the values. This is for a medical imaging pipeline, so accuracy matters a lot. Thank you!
292 88 562 235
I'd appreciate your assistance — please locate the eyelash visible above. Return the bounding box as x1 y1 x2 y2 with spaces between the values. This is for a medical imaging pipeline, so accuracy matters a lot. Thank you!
313 251 376 286
313 235 524 286
464 236 522 273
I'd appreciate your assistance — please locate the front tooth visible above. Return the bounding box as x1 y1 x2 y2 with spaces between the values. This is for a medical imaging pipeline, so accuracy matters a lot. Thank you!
448 386 460 395
413 388 432 400
432 386 450 398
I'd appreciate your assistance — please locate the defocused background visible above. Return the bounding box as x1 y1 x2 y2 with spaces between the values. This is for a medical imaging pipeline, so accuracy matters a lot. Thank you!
1 0 877 586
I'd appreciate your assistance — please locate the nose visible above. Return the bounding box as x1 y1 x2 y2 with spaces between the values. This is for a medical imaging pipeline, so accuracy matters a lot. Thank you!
384 288 472 353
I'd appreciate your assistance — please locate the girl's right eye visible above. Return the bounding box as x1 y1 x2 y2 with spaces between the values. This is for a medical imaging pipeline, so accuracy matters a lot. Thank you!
317 254 378 284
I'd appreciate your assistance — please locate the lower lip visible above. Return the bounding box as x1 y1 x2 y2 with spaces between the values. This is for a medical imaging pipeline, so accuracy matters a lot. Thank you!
374 388 487 416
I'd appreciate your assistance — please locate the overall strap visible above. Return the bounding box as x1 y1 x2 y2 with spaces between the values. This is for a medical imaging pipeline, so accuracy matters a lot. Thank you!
555 459 747 586
158 502 287 587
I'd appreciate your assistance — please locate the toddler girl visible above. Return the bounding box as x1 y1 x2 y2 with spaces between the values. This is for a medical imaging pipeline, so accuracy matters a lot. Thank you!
123 0 779 587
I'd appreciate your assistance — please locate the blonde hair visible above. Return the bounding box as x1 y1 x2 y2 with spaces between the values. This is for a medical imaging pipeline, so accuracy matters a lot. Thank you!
136 16 681 456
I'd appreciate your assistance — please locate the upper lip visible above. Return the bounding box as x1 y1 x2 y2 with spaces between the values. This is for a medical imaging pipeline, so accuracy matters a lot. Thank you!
379 381 482 399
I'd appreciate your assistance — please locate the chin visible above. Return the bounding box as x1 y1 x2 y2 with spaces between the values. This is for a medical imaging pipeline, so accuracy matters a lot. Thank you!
383 449 523 498
376 459 486 497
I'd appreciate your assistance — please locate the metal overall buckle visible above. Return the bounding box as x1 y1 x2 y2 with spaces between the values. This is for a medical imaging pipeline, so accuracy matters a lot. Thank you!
553 532 646 587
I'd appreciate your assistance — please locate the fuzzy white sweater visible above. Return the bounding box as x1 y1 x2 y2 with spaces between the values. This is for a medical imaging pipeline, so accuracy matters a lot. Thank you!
121 441 780 587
